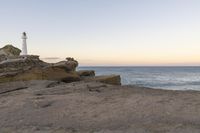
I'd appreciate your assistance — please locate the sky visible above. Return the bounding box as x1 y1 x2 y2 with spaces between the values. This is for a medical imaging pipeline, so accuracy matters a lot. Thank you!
0 0 200 66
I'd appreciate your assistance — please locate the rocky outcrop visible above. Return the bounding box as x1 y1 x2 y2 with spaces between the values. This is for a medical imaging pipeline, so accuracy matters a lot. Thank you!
53 57 78 72
77 69 120 85
77 70 95 77
65 57 78 71
0 45 21 56
0 47 81 83
83 75 121 85
0 45 21 62
0 65 80 83
0 45 121 85
0 55 48 73
94 75 121 85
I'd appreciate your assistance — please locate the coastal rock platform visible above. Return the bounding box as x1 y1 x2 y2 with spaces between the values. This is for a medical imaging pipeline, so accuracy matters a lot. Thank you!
0 80 200 133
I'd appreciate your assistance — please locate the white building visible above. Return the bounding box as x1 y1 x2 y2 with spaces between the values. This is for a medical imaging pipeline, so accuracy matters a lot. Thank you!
21 32 28 55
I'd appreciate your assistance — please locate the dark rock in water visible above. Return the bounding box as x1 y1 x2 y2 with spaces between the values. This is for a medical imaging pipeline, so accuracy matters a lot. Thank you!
77 70 95 77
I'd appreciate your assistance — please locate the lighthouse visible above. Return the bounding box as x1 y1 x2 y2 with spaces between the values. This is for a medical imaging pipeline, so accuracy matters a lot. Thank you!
21 32 28 55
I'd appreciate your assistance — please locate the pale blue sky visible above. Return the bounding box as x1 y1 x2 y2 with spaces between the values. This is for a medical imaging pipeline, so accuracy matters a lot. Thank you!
0 0 200 66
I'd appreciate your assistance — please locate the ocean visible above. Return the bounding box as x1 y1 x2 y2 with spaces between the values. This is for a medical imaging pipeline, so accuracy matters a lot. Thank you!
78 66 200 91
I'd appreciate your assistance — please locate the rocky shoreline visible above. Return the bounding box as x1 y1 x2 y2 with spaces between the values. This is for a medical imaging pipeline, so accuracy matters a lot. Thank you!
1 80 200 133
0 45 121 85
1 45 200 133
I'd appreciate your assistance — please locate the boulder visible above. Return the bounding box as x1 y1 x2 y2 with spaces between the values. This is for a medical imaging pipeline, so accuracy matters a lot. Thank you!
65 57 78 71
84 75 121 85
77 70 95 77
94 75 121 85
53 60 77 72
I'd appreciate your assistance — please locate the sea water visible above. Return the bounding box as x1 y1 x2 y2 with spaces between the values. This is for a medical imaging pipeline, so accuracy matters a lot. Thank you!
78 66 200 91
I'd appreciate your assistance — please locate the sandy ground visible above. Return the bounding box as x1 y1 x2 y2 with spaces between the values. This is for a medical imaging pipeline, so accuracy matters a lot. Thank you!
0 80 200 133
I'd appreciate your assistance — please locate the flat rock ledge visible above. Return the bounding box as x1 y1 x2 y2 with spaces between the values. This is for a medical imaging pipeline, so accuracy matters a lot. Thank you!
0 80 200 133
83 74 121 85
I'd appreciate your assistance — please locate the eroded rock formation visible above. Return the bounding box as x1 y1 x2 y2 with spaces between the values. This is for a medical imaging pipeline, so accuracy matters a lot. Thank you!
0 45 21 62
0 45 121 85
0 56 80 83
0 45 80 83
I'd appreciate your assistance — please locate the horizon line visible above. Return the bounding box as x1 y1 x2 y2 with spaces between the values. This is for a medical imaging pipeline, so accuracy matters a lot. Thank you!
79 65 200 67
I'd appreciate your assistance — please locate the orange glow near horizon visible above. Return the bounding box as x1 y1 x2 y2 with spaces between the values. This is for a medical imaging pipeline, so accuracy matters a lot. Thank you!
1 0 200 66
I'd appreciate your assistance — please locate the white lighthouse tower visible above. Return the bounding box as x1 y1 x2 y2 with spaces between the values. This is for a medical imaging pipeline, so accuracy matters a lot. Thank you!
21 32 28 55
